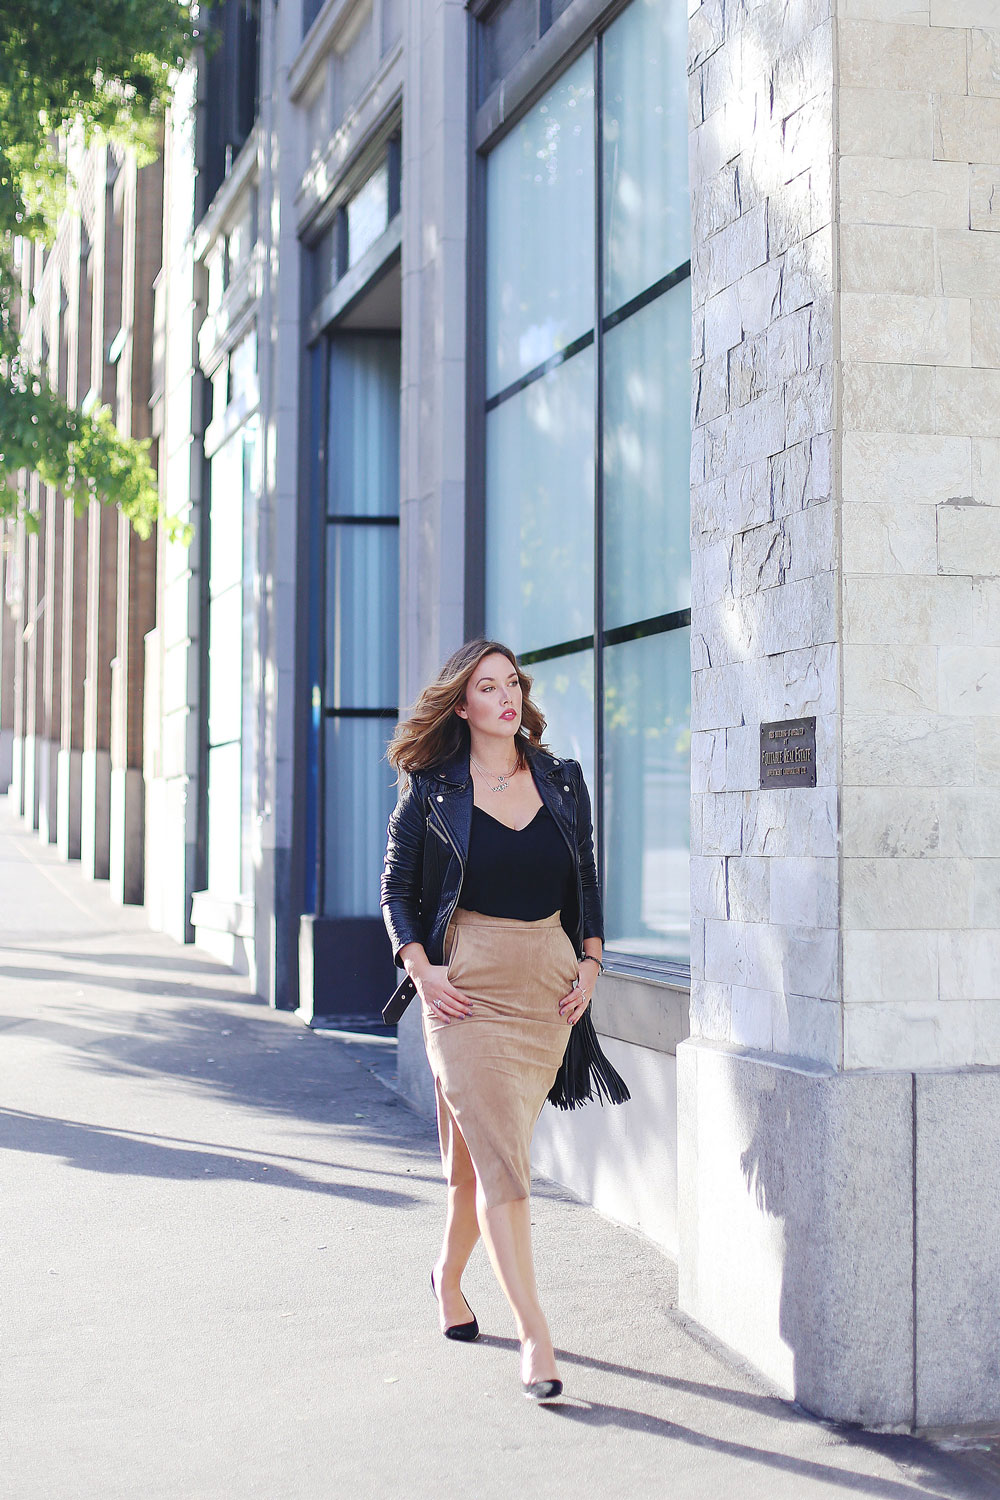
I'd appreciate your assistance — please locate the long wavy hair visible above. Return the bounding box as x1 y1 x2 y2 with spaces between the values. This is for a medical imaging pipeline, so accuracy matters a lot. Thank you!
387 638 548 780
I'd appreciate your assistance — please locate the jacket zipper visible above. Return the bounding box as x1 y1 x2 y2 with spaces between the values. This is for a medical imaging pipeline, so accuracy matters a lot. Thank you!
428 801 465 951
542 772 585 959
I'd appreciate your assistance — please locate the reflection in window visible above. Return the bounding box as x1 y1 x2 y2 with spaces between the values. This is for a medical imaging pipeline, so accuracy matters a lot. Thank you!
479 0 537 99
483 0 691 971
347 161 389 270
602 0 690 314
603 278 692 629
485 51 594 398
228 328 257 408
325 525 398 708
328 335 400 516
322 334 400 918
485 349 594 654
603 630 691 961
526 652 595 797
324 717 398 917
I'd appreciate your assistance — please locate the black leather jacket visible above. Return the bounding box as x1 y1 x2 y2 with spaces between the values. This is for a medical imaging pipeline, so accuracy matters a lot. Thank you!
380 743 604 993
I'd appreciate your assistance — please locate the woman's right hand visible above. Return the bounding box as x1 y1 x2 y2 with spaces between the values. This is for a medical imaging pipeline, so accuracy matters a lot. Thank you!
414 965 473 1023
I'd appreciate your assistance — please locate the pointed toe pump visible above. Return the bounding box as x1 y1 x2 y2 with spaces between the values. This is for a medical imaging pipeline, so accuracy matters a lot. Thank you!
523 1378 563 1402
430 1268 480 1342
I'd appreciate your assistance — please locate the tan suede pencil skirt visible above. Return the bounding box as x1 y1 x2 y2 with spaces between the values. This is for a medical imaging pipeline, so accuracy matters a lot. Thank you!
420 906 579 1208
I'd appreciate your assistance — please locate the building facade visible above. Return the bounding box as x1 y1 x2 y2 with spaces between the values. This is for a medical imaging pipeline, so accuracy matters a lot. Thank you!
4 0 999 1432
1 144 161 904
682 0 1000 1429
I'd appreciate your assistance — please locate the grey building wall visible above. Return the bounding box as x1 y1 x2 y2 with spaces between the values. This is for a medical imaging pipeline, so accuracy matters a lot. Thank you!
682 0 1000 1427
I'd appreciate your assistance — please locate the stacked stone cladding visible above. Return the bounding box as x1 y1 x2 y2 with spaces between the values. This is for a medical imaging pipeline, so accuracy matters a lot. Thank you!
838 1 1000 1068
690 0 1000 1071
689 0 841 1065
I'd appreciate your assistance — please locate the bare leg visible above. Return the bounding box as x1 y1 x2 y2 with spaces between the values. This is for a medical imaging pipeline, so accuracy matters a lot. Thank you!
433 1177 481 1329
476 1189 560 1385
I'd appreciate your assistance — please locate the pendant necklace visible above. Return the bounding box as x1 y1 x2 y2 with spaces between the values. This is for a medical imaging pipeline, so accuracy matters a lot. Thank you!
470 753 518 794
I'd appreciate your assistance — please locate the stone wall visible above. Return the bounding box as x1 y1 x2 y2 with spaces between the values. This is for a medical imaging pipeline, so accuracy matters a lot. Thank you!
838 2 1000 1068
689 0 1000 1072
688 0 841 1066
683 0 1000 1425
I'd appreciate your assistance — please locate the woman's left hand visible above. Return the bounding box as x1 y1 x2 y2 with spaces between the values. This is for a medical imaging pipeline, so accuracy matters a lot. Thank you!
558 968 594 1025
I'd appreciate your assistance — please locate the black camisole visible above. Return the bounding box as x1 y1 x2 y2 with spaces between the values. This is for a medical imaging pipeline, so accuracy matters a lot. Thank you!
458 803 574 921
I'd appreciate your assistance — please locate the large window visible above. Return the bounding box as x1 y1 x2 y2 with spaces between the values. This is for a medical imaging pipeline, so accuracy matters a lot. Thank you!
201 0 261 204
206 415 260 898
320 334 400 918
482 0 691 972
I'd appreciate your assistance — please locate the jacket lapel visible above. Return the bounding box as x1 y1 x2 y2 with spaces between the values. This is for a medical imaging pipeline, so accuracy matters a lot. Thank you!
527 749 577 859
429 744 573 862
429 750 472 859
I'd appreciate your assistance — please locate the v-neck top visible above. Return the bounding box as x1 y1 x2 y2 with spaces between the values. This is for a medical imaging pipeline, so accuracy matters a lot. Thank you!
457 802 575 921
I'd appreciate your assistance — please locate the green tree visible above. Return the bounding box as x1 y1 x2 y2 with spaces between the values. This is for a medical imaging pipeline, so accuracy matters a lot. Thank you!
0 0 203 538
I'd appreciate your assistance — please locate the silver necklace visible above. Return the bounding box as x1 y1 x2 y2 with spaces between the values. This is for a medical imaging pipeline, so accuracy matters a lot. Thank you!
470 753 519 794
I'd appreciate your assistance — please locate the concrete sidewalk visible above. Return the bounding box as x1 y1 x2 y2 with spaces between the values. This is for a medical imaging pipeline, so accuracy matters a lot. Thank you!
2 797 997 1500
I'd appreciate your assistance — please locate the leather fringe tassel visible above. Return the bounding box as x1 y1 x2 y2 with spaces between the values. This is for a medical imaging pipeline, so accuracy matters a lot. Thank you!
547 1006 631 1112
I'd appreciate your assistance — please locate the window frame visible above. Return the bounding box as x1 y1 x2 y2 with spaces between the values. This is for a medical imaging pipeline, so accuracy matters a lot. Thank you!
299 110 403 917
467 0 692 987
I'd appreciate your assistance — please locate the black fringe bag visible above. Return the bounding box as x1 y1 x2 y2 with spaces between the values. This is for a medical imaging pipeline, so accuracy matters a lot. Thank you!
547 1002 631 1111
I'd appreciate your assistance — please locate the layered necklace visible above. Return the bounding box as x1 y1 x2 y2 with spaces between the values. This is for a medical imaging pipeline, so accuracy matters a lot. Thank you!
470 752 519 794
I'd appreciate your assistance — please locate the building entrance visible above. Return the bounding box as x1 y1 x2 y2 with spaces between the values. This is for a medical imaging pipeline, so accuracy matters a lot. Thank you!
299 252 401 1025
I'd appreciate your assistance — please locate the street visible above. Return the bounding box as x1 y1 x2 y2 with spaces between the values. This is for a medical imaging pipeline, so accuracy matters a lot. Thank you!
2 797 996 1500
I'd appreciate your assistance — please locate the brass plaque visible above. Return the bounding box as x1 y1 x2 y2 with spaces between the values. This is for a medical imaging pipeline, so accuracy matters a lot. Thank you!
759 717 817 788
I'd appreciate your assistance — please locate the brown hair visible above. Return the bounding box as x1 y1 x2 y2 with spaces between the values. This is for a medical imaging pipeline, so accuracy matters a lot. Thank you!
387 638 548 780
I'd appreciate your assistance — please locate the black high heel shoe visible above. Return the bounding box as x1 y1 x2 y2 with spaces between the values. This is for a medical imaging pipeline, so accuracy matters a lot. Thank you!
523 1378 563 1402
430 1268 480 1342
520 1341 563 1401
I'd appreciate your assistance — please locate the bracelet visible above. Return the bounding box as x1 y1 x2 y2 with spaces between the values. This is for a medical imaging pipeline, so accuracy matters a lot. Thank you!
580 955 605 974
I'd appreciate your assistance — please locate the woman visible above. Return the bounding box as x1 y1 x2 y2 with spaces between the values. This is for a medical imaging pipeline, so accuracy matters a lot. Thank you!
380 638 604 1403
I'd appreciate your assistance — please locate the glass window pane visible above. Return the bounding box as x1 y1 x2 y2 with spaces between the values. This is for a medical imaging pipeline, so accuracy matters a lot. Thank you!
207 741 242 896
347 161 389 269
485 348 595 655
602 0 690 314
480 0 537 100
325 524 399 708
209 434 243 595
229 327 257 407
603 279 692 628
603 629 690 961
208 586 243 746
328 336 400 517
323 717 397 917
525 650 595 798
485 51 595 398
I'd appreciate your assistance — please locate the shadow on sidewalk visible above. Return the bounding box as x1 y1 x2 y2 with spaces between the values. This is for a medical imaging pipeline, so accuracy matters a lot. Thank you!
0 1104 427 1205
0 980 433 1161
401 1326 987 1500
546 1396 988 1500
0 962 253 1001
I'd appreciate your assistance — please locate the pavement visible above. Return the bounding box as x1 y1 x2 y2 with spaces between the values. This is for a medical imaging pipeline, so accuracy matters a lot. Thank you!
3 795 1000 1500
